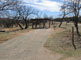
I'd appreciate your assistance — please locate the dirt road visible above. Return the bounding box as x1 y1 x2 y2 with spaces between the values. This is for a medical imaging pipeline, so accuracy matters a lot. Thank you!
0 29 58 60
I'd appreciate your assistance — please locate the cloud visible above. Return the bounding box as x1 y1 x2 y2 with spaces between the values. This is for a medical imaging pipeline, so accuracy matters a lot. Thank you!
23 0 62 12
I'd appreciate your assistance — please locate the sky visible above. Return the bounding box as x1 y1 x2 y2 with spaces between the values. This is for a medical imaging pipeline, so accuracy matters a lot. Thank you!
23 0 63 18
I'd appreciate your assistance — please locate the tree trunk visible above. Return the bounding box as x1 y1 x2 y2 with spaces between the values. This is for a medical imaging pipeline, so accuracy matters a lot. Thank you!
17 23 23 30
59 18 63 28
43 22 45 28
49 20 50 28
39 23 41 28
32 22 34 29
24 20 28 29
16 20 23 30
52 20 54 25
74 17 80 36
74 22 80 36
35 23 37 28
59 21 63 27
59 15 65 28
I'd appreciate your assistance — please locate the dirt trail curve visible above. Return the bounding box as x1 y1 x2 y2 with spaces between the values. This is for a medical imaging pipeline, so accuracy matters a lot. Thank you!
0 29 60 60
0 29 61 60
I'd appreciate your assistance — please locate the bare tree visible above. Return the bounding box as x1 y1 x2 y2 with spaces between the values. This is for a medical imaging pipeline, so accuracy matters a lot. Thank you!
12 5 37 29
0 0 22 28
0 0 41 29
62 0 81 36
59 4 66 27
0 0 20 11
20 6 35 29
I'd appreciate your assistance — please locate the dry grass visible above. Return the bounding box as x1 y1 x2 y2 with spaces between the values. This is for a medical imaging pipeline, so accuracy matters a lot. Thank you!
0 27 32 43
44 23 81 60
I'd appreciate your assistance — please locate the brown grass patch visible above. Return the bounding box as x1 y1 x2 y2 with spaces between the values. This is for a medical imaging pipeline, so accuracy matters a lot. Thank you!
44 24 81 60
0 28 32 43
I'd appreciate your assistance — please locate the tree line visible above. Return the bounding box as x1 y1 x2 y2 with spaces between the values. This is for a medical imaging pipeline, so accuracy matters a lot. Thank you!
0 0 54 29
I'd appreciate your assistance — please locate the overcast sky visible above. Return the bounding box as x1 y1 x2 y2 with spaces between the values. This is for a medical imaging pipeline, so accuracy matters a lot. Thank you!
23 0 63 18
